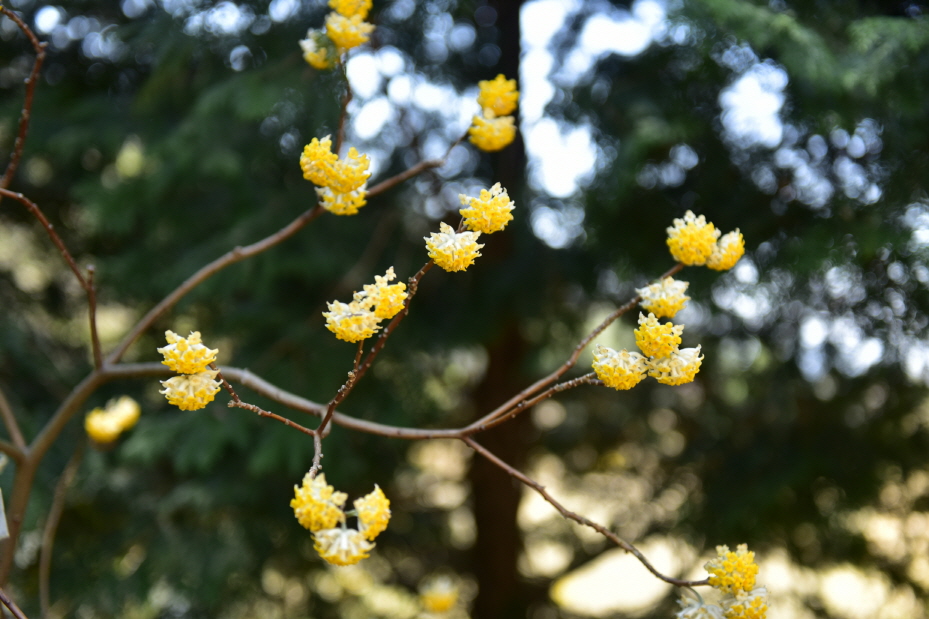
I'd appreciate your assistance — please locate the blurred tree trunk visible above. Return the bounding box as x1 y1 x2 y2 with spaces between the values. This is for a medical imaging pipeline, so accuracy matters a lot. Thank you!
469 325 532 619
468 1 528 617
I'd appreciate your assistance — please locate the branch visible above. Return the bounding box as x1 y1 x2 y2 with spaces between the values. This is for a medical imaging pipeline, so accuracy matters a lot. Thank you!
86 265 103 369
107 205 325 364
0 440 22 464
0 586 28 619
0 386 26 454
462 436 708 589
39 440 85 617
0 6 47 191
213 365 317 439
0 189 88 290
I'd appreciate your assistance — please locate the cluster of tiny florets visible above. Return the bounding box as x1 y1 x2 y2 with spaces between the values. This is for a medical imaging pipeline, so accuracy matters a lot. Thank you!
300 136 371 216
591 345 648 391
298 0 374 70
157 330 218 374
637 277 690 319
425 222 484 272
707 229 746 271
706 544 759 596
324 267 408 342
298 29 336 70
459 183 515 234
469 74 519 152
677 544 768 619
647 345 704 386
84 396 141 444
477 74 519 118
354 484 391 541
635 312 684 358
667 211 744 270
291 471 391 566
158 331 222 411
291 473 347 532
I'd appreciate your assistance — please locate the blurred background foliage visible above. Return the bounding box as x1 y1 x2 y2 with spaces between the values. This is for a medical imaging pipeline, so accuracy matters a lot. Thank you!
1 0 929 617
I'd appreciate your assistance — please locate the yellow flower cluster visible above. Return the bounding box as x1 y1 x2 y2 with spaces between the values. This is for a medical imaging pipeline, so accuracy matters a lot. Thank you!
158 330 218 374
158 331 222 411
677 544 768 619
297 0 374 70
637 277 690 319
723 587 768 619
300 136 372 216
419 576 459 613
292 473 347 532
459 183 515 234
469 74 518 152
298 30 336 70
354 484 391 540
291 471 391 566
84 396 141 444
707 229 746 271
706 544 758 596
635 312 684 358
592 313 702 390
647 346 704 386
591 345 648 391
667 210 744 270
469 115 516 153
323 267 408 342
425 222 484 272
314 527 373 566
477 74 519 118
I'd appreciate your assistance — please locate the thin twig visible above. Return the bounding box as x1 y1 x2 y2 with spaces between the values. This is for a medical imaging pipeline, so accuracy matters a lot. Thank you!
228 400 318 438
309 432 323 478
0 386 26 454
353 341 364 371
0 189 88 290
317 261 434 436
367 131 468 199
39 439 85 617
465 373 599 434
0 189 111 373
0 586 28 619
0 6 47 191
366 159 445 197
107 205 325 364
213 365 317 439
462 436 708 589
86 266 103 369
